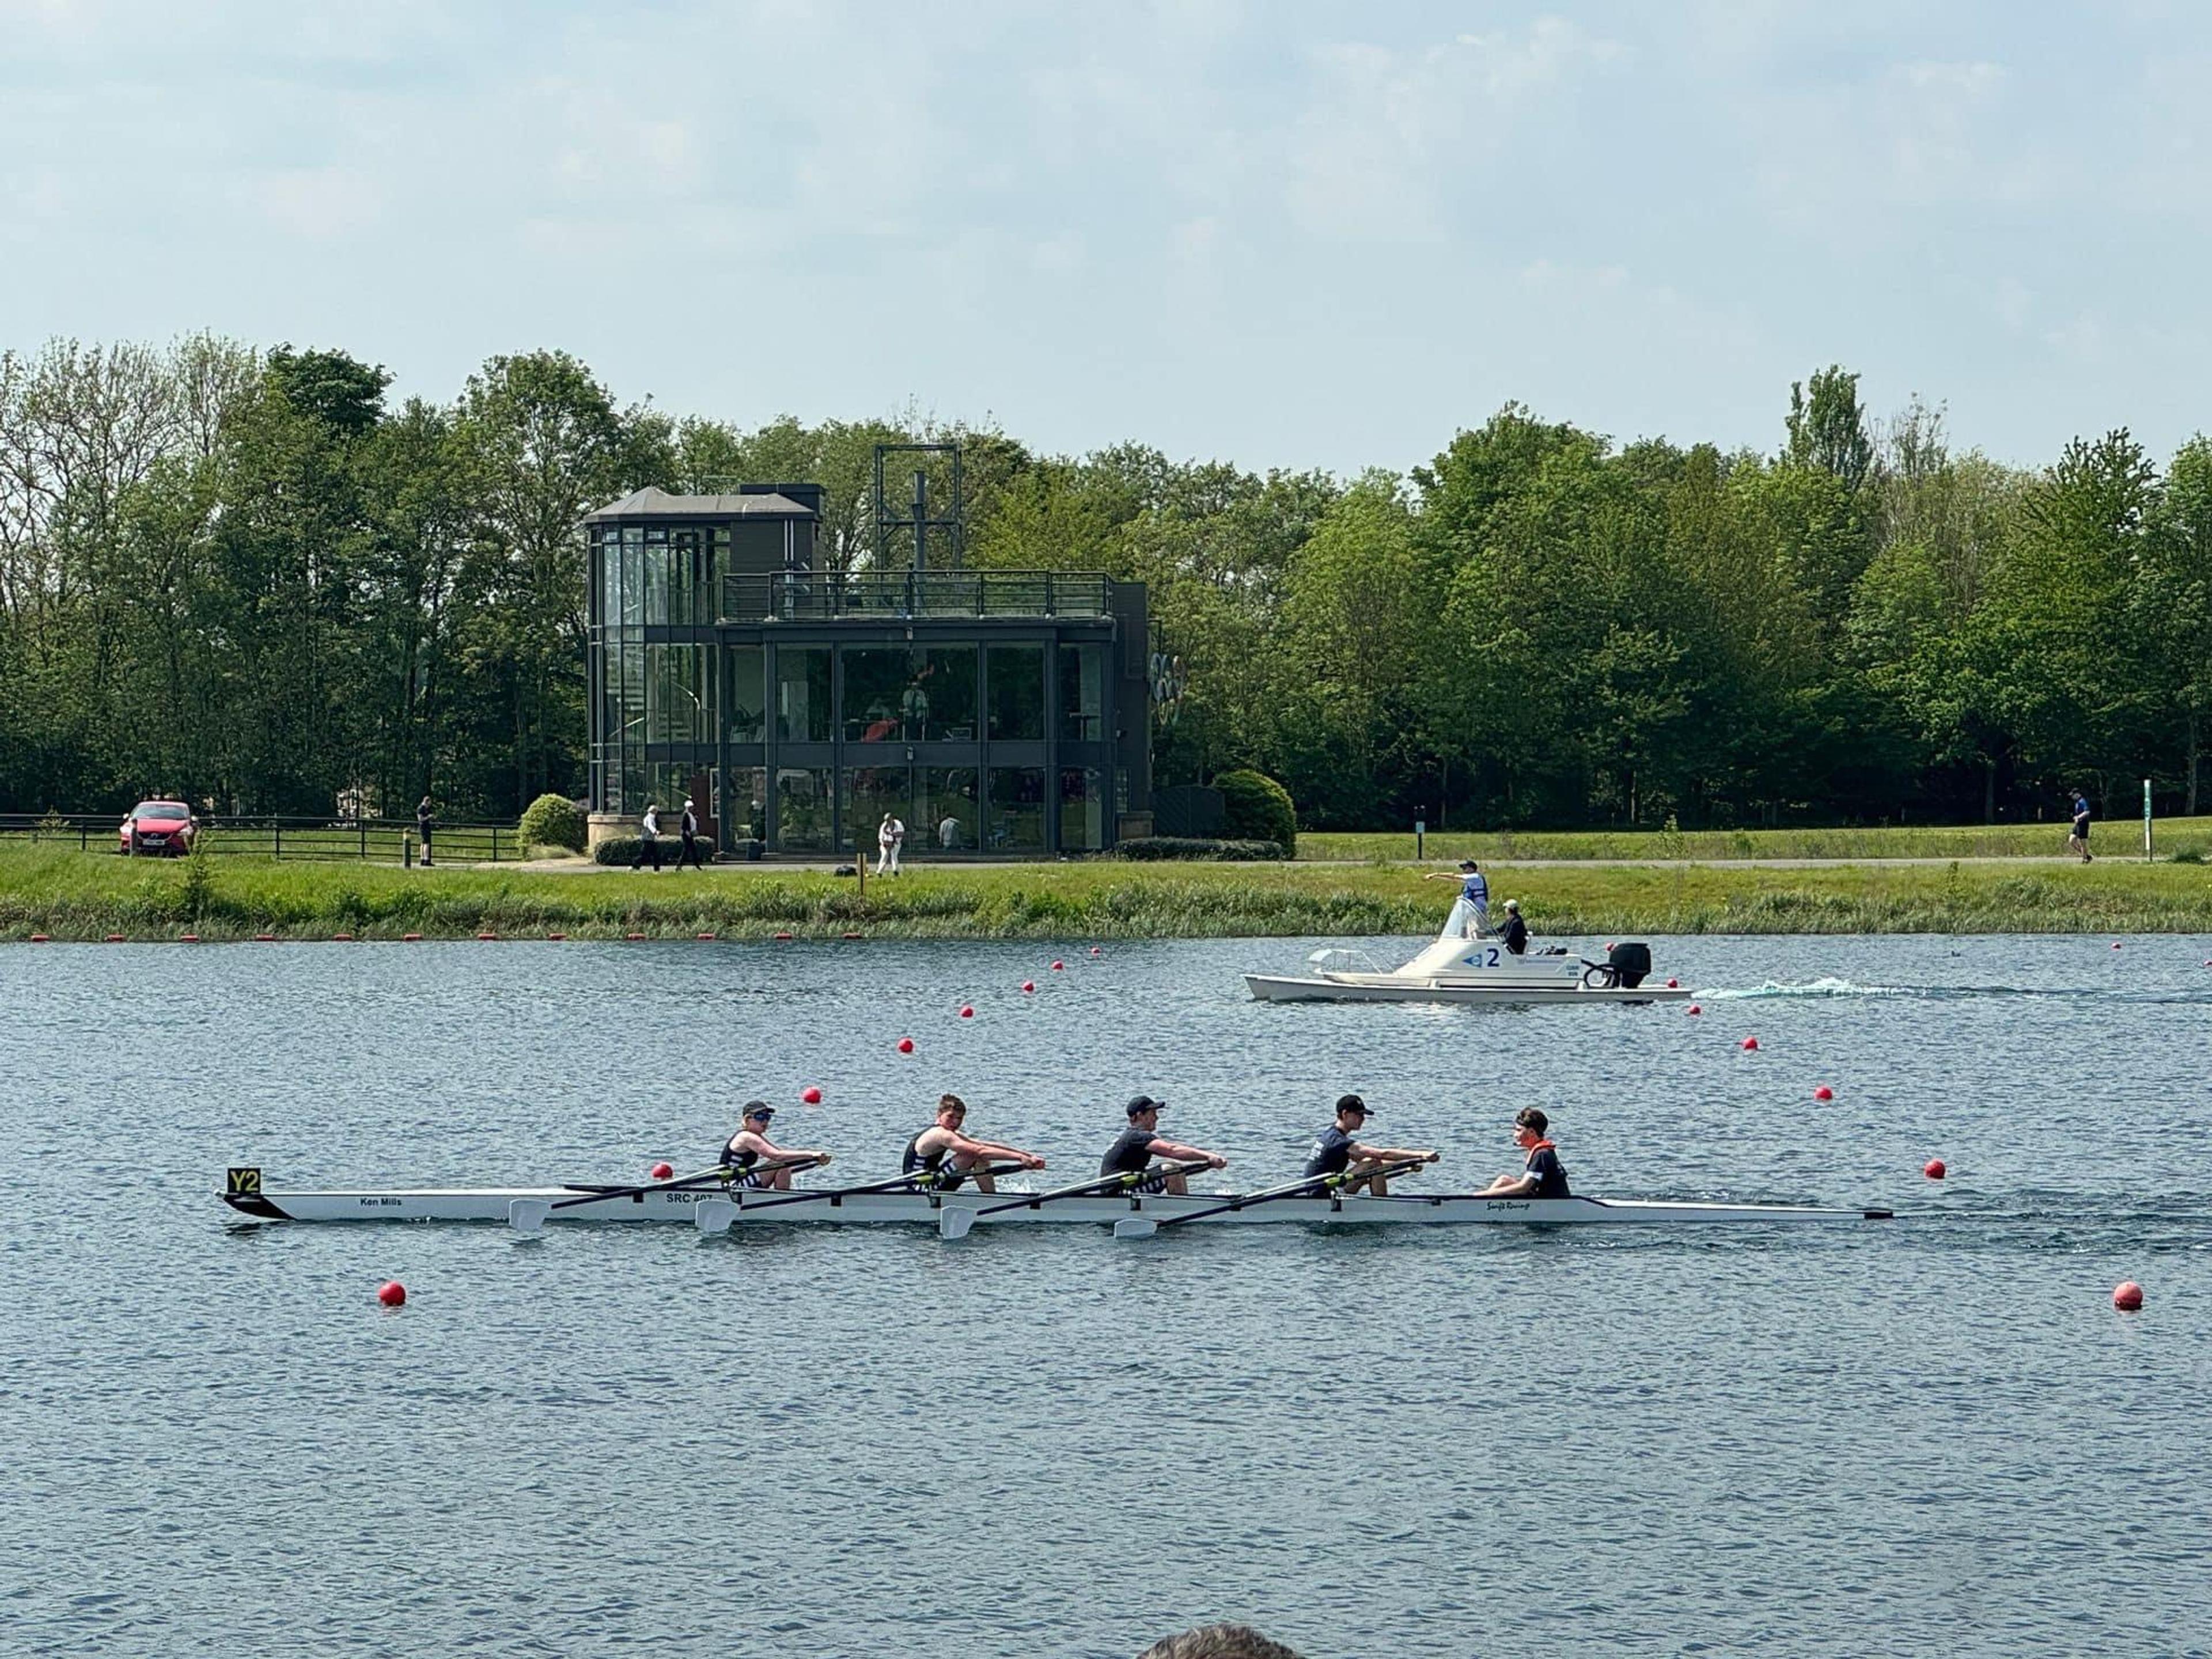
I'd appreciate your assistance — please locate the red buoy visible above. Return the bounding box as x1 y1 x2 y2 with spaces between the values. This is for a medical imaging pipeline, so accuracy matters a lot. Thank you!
1051 960 1065 971
547 932 566 941
897 1036 915 1054
478 932 498 941
256 933 276 943
332 933 354 942
2113 1281 2145 1311
696 931 716 941
774 931 794 942
402 932 421 942
376 1281 407 1308
1813 1084 1834 1101
1090 946 1102 956
624 932 646 941
650 1161 674 1180
1687 1003 1702 1016
104 934 126 943
1924 1158 1946 1180
843 931 863 940
1666 978 1679 989
801 1085 823 1105
28 934 49 943
1740 1036 1759 1051
959 1005 975 1019
2111 941 2122 950
1021 980 1035 993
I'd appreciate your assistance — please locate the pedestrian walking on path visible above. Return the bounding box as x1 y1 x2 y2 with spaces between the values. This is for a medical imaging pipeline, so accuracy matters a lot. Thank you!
415 796 435 867
876 811 904 876
679 800 706 870
2067 789 2093 862
634 802 663 872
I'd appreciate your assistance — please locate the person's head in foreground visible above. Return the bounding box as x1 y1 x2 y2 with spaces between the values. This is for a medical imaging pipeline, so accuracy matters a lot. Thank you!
1137 1624 1305 1659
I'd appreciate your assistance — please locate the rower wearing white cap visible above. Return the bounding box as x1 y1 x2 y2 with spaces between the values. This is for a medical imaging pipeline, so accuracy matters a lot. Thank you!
1100 1095 1227 1195
1499 898 1528 956
1301 1095 1437 1196
718 1101 832 1191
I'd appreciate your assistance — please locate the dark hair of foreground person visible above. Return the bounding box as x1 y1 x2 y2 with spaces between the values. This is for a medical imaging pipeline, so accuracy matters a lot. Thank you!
1137 1624 1305 1659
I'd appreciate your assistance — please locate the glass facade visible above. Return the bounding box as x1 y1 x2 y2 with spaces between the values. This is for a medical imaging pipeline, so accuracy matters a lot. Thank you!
987 766 1047 852
588 504 1142 855
987 645 1046 741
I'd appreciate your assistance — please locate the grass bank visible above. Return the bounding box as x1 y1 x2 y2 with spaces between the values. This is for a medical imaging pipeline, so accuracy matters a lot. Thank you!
3 843 2211 940
1299 818 2212 863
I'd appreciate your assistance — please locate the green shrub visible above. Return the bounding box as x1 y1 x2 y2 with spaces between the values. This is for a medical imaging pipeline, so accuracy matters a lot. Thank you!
517 793 586 854
2170 844 2206 865
1113 836 1286 861
1214 770 1296 855
593 836 645 866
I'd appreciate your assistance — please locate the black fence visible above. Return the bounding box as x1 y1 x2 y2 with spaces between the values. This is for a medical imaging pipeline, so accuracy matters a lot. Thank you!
0 813 519 864
720 569 1113 623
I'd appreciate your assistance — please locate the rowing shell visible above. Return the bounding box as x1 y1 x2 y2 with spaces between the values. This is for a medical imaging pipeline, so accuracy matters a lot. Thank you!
221 1179 1893 1232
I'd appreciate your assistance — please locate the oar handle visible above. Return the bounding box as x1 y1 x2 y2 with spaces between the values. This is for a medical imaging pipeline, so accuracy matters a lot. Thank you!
971 1158 1210 1219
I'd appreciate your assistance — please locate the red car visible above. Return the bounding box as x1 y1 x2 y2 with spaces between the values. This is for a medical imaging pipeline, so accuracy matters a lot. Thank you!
119 801 198 857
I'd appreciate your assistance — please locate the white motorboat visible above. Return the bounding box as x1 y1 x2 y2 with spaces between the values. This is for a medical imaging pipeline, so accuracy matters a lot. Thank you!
1245 904 1688 1006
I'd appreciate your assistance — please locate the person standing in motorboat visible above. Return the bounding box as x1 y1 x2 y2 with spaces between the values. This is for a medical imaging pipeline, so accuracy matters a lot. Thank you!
1423 859 1490 935
1499 898 1529 955
1301 1095 1437 1196
1478 1107 1570 1199
1100 1095 1228 1195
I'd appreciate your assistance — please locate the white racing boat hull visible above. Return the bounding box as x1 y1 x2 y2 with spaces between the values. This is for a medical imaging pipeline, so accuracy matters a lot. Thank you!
222 1179 1889 1229
1244 973 1688 1005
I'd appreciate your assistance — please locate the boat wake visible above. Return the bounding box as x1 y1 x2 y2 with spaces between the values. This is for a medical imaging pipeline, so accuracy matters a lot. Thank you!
1700 977 2212 1006
1701 978 1907 1001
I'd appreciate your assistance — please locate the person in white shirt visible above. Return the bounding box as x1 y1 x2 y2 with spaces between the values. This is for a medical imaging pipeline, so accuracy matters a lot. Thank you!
876 812 905 875
938 813 961 850
632 802 663 873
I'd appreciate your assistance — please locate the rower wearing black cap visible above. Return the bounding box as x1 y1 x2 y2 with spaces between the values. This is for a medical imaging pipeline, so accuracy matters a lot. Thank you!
718 1101 832 1191
1100 1096 1227 1195
1477 1107 1570 1199
902 1093 1047 1195
1302 1094 1437 1196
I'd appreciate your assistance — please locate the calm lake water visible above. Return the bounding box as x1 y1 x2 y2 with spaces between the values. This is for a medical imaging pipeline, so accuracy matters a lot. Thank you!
2 933 2209 1658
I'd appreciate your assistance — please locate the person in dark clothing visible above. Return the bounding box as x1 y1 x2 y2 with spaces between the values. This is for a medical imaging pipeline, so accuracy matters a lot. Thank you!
2068 790 2092 863
1478 1106 1570 1199
633 802 662 872
1300 1094 1437 1196
717 1102 831 1191
678 800 706 870
1500 898 1529 955
902 1094 1046 1194
415 796 435 867
1098 1095 1226 1195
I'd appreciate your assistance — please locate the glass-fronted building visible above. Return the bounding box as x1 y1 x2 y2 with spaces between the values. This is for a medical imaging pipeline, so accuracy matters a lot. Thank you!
583 485 1154 856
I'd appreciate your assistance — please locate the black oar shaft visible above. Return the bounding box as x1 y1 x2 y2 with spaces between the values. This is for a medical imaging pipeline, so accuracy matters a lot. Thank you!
970 1159 1209 1219
1150 1157 1429 1230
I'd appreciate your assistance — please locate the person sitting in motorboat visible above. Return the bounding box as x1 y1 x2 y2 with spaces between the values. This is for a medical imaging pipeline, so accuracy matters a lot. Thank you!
1478 1107 1570 1199
1499 898 1528 956
1302 1094 1437 1196
903 1093 1047 1194
718 1101 833 1191
1100 1094 1228 1195
1422 859 1490 937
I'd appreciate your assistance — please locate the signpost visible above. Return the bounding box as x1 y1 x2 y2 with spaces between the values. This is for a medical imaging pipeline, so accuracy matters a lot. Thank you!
1415 817 1426 860
2144 778 2153 862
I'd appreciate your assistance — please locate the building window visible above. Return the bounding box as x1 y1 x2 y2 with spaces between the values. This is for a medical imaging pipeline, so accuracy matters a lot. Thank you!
775 767 833 851
1058 643 1107 743
842 647 912 743
775 646 832 743
646 643 709 744
987 645 1046 741
987 766 1046 851
725 646 765 743
920 767 979 851
1059 767 1104 851
840 766 911 851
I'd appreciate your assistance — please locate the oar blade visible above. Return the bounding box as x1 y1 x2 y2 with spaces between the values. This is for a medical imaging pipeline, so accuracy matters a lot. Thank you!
508 1198 552 1234
1112 1216 1159 1240
939 1206 977 1241
694 1198 737 1237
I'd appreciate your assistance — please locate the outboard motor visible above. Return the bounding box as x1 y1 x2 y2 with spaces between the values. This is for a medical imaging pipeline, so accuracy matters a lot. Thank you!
1607 942 1653 989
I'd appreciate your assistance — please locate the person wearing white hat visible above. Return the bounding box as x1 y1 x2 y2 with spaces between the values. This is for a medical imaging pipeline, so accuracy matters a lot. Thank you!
1500 897 1528 955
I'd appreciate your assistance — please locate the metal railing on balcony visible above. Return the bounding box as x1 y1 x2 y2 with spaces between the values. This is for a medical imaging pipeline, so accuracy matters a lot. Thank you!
719 570 1113 623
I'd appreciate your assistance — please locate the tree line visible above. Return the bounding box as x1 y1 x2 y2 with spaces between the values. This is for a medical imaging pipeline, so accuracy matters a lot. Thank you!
3 338 2206 829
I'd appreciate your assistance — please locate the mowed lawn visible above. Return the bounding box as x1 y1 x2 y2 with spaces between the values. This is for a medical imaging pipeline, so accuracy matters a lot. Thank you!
3 842 2210 939
1299 817 2212 863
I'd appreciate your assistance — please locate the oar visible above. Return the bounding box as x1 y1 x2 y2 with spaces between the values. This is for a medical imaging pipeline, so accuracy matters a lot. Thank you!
508 1158 819 1234
718 1165 941 1216
1111 1156 1435 1240
938 1160 1211 1240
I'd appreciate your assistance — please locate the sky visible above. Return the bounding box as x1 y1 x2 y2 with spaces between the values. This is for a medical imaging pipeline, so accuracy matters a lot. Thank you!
5 0 2210 476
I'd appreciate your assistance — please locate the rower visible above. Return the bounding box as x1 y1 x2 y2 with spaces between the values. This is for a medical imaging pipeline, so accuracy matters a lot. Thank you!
1477 1107 1570 1199
1301 1094 1437 1196
718 1101 832 1191
902 1093 1046 1195
1500 898 1528 955
1100 1094 1226 1195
